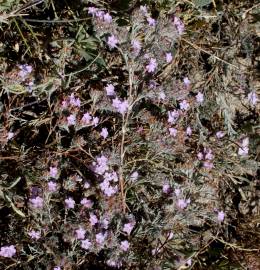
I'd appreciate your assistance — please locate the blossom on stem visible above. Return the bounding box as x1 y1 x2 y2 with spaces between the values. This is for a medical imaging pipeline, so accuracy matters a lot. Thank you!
107 35 118 49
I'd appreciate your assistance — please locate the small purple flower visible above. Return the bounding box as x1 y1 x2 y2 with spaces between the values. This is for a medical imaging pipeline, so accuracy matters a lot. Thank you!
123 222 134 235
169 127 177 137
105 84 115 96
147 17 156 26
95 10 105 19
165 53 173 63
96 232 106 245
28 230 41 240
49 166 58 178
203 161 213 169
18 64 32 80
107 35 118 49
48 181 57 192
117 100 129 114
179 100 190 111
89 213 98 226
88 7 97 15
248 91 258 106
168 110 179 124
183 77 191 87
216 131 225 138
0 245 16 258
30 196 44 208
75 227 86 240
92 116 99 127
81 113 92 125
162 183 171 193
197 152 203 160
131 39 141 54
84 182 90 189
140 5 148 15
158 91 166 100
177 198 190 209
7 132 14 140
186 126 192 136
217 211 225 222
238 137 249 156
173 16 185 35
67 114 76 126
174 188 181 197
53 267 61 270
120 240 129 251
65 197 75 209
81 239 92 250
146 58 157 73
130 171 139 181
80 198 93 208
103 12 112 23
196 92 204 104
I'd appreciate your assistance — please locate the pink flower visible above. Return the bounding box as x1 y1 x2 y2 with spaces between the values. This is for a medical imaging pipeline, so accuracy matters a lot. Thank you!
216 131 225 138
96 232 106 245
103 12 112 23
28 230 41 240
30 196 44 208
65 197 75 209
75 227 86 240
107 35 118 49
123 222 134 235
147 17 156 26
165 53 173 63
0 245 16 258
217 211 225 222
120 240 129 251
186 126 192 136
204 148 214 160
67 114 76 126
48 181 57 192
89 213 98 226
197 152 203 160
49 166 58 178
81 239 92 250
81 112 92 125
179 100 189 111
248 91 258 106
146 58 157 73
169 128 177 137
105 84 115 96
88 7 97 15
80 198 93 208
196 92 204 104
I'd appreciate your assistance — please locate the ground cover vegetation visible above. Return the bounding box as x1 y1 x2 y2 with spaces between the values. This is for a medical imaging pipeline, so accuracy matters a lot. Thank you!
0 0 259 269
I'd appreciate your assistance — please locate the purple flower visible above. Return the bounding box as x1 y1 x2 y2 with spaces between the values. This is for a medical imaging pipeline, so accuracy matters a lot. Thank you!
107 35 118 49
65 197 75 209
28 230 41 240
88 7 97 15
80 198 93 208
96 232 106 245
197 152 203 160
93 155 109 175
146 58 157 73
120 240 129 251
165 52 173 63
48 181 57 192
130 171 139 181
49 166 58 178
84 182 90 189
75 227 86 240
158 91 166 100
67 114 76 126
131 39 141 54
196 92 204 104
248 91 258 106
173 16 185 35
162 183 171 193
81 239 92 250
216 131 225 139
0 245 16 258
238 137 249 156
112 98 129 115
105 84 115 96
217 211 225 222
177 198 190 209
69 93 81 107
203 161 213 169
168 110 179 124
7 132 14 140
123 222 134 235
147 17 156 26
174 188 181 197
103 12 112 23
89 213 98 226
186 126 192 136
204 148 214 160
179 100 190 111
140 5 148 15
169 128 177 137
30 196 44 208
18 64 32 80
95 10 105 19
92 116 99 127
53 267 61 270
81 112 92 125
100 128 108 139
183 77 190 87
